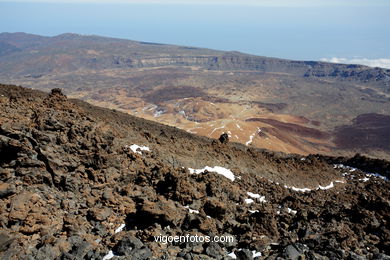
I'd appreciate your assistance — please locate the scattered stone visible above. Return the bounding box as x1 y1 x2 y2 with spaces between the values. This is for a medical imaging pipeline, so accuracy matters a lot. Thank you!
0 182 15 198
235 249 253 260
219 133 229 144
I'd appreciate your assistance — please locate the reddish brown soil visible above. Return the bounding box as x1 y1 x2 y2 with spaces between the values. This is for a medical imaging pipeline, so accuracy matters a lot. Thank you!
246 118 330 139
334 113 390 150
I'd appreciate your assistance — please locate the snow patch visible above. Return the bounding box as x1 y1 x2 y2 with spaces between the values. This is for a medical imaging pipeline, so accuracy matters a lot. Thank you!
102 250 114 260
249 210 259 214
114 224 126 234
252 250 262 257
188 166 235 181
228 249 261 258
228 252 237 259
184 206 199 214
246 128 261 145
284 180 344 192
334 164 357 172
318 182 334 190
287 186 312 192
244 198 254 204
247 192 261 198
287 208 297 215
335 164 388 181
247 192 266 202
127 144 150 154
245 133 255 146
367 172 388 181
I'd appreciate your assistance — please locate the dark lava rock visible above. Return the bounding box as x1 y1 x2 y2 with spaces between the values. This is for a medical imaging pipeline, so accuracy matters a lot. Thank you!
236 249 253 260
219 133 229 144
112 235 152 260
204 197 227 219
205 242 224 258
113 235 144 255
283 244 303 260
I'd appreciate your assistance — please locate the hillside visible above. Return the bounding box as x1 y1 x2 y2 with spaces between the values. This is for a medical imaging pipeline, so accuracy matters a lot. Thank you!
0 32 390 160
0 84 389 259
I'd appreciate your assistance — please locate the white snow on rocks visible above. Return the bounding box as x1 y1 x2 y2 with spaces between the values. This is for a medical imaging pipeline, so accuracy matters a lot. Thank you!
247 192 267 202
252 250 262 257
334 164 357 171
114 224 126 234
318 182 334 190
367 172 388 181
244 198 254 204
228 250 261 259
334 164 388 181
287 208 297 215
184 206 199 214
246 128 261 145
188 166 235 181
102 250 114 260
127 144 150 155
359 177 370 182
284 180 343 192
247 192 261 198
285 185 312 192
245 133 255 146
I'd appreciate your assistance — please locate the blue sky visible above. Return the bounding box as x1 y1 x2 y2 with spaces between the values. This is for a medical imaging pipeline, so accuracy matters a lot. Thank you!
1 0 389 67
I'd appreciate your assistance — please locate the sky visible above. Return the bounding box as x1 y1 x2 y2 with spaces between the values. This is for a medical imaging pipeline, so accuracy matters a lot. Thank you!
1 0 390 68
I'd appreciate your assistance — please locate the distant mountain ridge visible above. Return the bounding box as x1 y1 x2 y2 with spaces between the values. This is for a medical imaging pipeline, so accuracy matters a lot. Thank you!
1 32 390 82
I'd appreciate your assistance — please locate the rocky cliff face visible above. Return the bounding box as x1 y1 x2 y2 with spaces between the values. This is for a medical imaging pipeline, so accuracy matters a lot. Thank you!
117 55 390 84
0 85 389 259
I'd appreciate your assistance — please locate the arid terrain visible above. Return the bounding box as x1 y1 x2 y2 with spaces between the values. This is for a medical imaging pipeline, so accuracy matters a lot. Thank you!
0 85 389 259
0 33 390 159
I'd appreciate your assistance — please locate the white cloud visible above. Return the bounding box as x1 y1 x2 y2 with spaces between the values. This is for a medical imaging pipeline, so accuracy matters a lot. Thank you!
320 57 390 69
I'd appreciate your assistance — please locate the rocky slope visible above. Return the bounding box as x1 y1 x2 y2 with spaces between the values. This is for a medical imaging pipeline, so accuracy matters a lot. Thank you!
0 84 389 259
